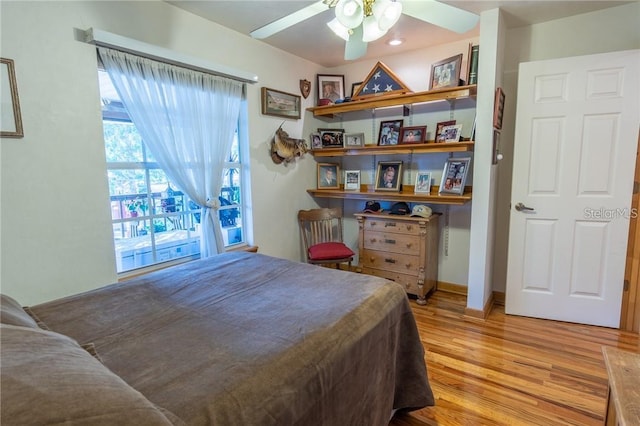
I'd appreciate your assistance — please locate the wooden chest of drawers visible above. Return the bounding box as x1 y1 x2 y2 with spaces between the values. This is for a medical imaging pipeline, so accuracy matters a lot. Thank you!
355 213 439 305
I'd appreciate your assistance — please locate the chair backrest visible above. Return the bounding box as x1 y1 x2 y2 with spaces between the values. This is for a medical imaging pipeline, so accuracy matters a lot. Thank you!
297 208 345 258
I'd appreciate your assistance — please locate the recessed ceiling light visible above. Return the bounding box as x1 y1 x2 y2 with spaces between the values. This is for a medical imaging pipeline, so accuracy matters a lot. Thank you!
387 38 404 46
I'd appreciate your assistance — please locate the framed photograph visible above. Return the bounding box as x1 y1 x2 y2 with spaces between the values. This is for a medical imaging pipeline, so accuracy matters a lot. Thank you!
429 53 463 90
374 161 403 192
317 163 340 189
317 74 345 104
351 81 363 98
435 120 456 143
399 126 427 144
442 124 463 143
1 58 23 138
310 133 322 150
414 172 432 194
319 129 344 148
378 119 404 146
493 87 505 130
260 87 301 119
344 170 361 191
344 132 365 148
439 157 471 195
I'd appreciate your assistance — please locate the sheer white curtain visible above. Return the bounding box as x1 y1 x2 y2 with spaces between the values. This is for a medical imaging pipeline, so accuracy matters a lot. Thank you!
98 47 244 257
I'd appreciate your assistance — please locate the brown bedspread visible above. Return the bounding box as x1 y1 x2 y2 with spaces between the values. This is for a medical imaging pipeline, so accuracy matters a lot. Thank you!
31 252 434 425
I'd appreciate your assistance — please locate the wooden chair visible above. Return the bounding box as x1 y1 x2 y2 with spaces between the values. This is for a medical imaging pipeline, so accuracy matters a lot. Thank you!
297 208 355 270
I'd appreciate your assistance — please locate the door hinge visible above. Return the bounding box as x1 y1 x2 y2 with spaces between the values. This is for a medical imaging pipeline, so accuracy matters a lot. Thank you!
624 279 630 291
634 181 640 194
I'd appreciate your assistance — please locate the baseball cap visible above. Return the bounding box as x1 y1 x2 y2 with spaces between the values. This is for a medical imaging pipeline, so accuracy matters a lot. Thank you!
363 201 381 213
410 205 433 218
389 202 410 215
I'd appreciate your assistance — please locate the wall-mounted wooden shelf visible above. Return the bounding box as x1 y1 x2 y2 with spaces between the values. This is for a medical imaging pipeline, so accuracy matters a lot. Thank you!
307 185 472 205
310 141 474 157
307 84 477 117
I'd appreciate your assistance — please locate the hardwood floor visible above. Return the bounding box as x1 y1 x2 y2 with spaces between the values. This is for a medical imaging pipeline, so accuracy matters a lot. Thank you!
390 291 640 426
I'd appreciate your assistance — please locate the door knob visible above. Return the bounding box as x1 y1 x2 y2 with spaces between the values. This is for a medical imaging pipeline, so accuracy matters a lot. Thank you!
515 202 535 212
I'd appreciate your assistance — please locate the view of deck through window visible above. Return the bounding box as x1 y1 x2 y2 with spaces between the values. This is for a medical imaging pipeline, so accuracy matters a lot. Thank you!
99 70 245 273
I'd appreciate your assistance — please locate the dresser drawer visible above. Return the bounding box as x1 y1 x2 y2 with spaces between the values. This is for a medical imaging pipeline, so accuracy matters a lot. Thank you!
363 231 420 255
360 249 420 275
361 267 428 297
363 218 421 235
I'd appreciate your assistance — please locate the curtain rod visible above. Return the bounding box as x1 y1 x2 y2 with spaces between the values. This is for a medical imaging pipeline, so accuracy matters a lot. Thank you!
83 28 259 84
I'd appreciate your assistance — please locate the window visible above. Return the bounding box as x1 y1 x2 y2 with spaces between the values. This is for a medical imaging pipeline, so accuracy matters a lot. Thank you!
99 70 246 273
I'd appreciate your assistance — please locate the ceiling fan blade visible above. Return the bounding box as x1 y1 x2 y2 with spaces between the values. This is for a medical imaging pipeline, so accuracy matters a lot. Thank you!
250 1 329 39
402 0 479 34
344 26 367 60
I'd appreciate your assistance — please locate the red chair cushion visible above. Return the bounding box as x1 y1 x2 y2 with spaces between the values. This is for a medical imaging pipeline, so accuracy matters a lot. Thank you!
308 242 354 261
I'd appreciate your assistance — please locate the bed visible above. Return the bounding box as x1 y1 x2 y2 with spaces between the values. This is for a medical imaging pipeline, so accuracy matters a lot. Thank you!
1 252 434 425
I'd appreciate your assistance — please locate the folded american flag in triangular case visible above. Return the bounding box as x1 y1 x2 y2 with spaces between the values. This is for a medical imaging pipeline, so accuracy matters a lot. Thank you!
352 62 411 100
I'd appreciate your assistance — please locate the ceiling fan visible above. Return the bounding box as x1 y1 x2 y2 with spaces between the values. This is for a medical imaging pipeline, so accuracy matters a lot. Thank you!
250 0 479 60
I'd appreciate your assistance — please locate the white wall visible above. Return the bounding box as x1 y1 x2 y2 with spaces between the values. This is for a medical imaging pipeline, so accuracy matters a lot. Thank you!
492 2 640 294
0 0 321 304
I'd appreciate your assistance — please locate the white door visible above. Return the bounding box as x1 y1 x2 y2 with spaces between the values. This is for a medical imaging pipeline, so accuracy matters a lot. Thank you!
506 50 640 327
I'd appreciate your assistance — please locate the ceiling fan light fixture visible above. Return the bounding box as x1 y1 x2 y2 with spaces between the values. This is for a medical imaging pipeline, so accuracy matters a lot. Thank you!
335 0 364 29
362 14 387 42
327 17 351 41
372 0 402 31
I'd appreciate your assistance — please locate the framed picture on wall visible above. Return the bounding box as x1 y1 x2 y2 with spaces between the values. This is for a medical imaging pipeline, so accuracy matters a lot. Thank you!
260 87 301 119
317 74 345 104
0 58 23 138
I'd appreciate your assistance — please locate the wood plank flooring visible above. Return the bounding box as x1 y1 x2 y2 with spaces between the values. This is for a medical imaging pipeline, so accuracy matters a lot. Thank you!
390 291 640 426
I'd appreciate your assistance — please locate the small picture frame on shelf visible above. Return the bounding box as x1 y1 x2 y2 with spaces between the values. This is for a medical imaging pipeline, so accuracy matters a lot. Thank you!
344 132 365 148
351 81 363 98
399 126 427 144
310 133 322 150
317 162 340 189
319 129 344 148
374 161 403 192
378 119 404 146
344 170 361 191
429 54 463 90
441 124 463 143
439 157 471 195
414 172 432 194
435 120 456 143
317 74 345 104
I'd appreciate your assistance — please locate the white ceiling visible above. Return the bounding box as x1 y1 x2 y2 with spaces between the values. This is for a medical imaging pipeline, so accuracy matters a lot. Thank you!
167 1 631 67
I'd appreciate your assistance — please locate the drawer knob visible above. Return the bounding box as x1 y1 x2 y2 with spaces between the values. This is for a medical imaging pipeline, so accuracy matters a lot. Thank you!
405 263 412 269
405 243 412 248
369 238 377 243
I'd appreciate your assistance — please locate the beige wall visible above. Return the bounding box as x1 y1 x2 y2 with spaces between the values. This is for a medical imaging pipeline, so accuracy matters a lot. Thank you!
0 0 321 304
492 2 640 293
